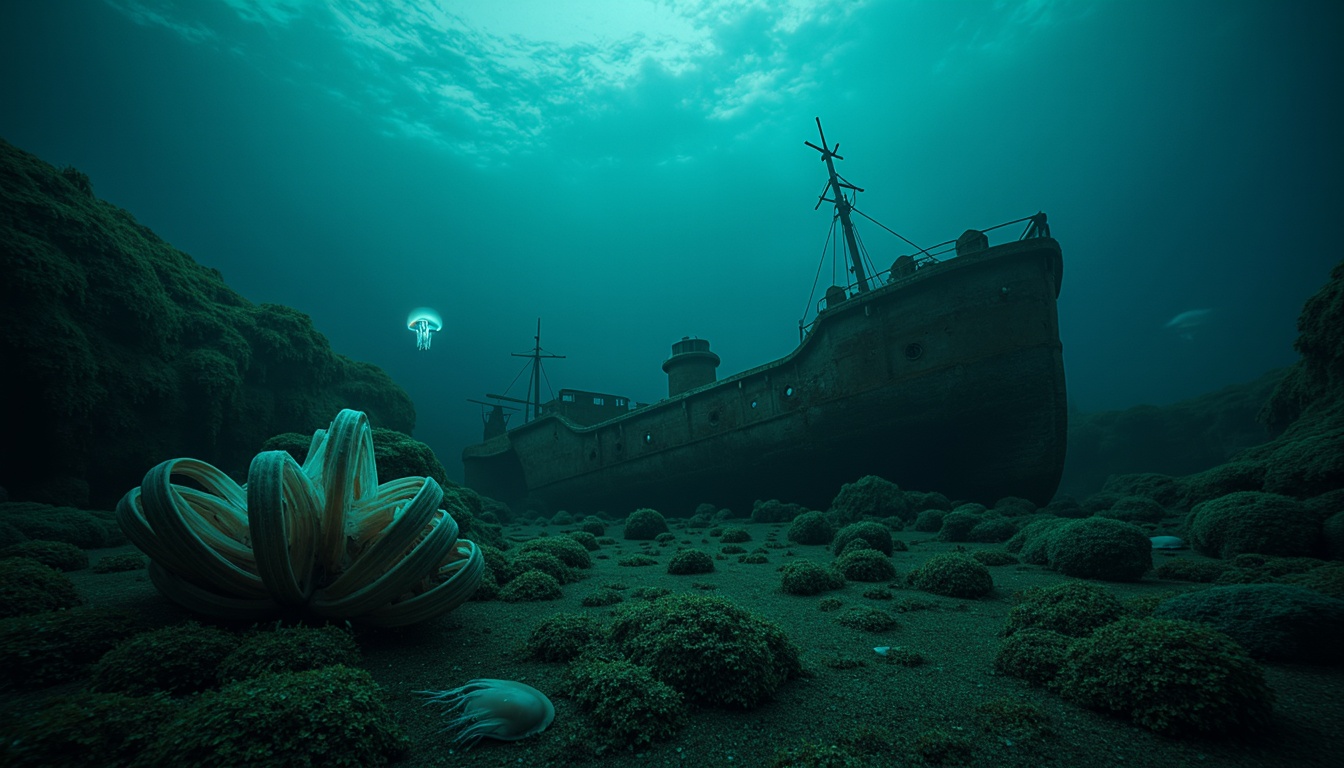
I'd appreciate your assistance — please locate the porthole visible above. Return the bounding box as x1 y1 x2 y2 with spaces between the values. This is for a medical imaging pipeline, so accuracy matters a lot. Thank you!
904 343 923 361
708 410 720 427
750 400 758 409
783 385 795 397
644 432 654 444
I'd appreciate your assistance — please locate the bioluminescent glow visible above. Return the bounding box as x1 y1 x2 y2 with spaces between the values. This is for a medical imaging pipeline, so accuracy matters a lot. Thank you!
408 307 443 350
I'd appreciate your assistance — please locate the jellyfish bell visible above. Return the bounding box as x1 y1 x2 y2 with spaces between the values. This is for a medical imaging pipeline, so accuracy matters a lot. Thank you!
407 307 443 351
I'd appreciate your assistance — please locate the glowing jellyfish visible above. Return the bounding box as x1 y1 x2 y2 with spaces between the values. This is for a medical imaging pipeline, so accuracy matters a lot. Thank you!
408 307 442 351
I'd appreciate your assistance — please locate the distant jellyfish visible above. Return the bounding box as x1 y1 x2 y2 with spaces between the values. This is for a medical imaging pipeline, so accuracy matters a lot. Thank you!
407 307 442 351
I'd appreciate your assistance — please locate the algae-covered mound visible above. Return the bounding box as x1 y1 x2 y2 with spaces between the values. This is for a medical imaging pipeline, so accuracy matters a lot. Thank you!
605 593 802 709
0 139 415 507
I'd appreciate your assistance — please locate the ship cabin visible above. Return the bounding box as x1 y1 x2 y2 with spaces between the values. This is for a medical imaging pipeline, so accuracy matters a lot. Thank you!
539 388 635 426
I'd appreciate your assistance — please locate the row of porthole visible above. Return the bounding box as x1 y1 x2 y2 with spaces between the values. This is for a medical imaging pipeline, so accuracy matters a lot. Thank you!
590 345 924 459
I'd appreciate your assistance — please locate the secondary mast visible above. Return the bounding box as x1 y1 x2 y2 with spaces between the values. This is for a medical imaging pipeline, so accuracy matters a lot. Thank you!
805 117 870 293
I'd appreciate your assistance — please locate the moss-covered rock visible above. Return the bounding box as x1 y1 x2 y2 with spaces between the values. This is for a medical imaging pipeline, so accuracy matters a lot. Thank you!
0 557 81 618
1187 491 1324 559
1152 583 1344 664
0 607 143 688
0 540 88 572
912 508 947 532
719 526 751 544
562 658 686 748
1004 581 1125 638
1098 495 1168 524
91 553 146 573
967 518 1017 543
216 625 361 684
835 606 899 632
90 622 239 697
519 536 593 570
0 691 178 768
1044 517 1152 581
138 665 409 767
1055 618 1274 736
499 569 564 602
907 553 992 598
751 499 807 523
605 594 802 709
936 510 983 542
622 508 670 540
787 511 835 545
829 475 910 525
525 612 601 663
832 521 895 557
834 548 897 582
780 559 845 596
667 549 715 575
994 628 1071 685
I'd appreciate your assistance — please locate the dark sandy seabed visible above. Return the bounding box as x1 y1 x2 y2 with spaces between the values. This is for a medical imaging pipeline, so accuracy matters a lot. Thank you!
15 517 1344 768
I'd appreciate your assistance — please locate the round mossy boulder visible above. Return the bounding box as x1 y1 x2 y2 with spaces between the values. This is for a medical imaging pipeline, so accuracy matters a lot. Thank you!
936 510 983 542
787 511 835 545
1187 491 1323 560
90 622 239 697
912 508 947 532
0 540 88 572
622 508 670 540
0 691 178 768
907 553 992 598
605 594 802 709
525 612 601 663
519 536 593 569
1044 517 1152 581
499 569 564 602
1152 583 1344 664
0 557 82 618
834 548 897 582
138 665 409 767
750 499 807 523
780 560 845 596
994 628 1071 686
1098 495 1168 524
829 475 910 525
833 521 895 556
562 657 686 748
667 549 715 575
1055 617 1274 736
1004 581 1125 638
216 625 360 684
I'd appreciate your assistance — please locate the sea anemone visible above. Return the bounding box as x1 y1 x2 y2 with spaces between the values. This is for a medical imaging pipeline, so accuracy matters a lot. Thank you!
116 409 483 626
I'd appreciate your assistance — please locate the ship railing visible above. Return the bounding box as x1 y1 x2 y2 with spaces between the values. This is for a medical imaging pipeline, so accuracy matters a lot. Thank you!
803 212 1050 335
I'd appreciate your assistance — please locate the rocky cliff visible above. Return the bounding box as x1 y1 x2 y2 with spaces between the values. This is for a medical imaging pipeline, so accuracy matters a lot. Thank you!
0 139 415 507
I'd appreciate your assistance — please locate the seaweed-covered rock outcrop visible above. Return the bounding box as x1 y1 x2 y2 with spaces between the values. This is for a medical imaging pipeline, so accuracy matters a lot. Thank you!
0 139 414 507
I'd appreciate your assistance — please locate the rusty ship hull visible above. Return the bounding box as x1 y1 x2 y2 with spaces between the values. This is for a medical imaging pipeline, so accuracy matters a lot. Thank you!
463 235 1065 514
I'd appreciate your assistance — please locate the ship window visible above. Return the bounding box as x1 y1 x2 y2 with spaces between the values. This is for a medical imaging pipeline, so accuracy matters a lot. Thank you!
562 393 575 402
708 410 720 427
593 397 605 405
644 432 654 445
783 385 795 397
905 343 923 361
616 398 626 406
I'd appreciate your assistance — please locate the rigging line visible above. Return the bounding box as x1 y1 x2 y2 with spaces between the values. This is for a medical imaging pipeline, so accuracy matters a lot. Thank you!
853 225 879 286
541 361 557 405
803 215 838 325
851 206 932 257
502 358 531 398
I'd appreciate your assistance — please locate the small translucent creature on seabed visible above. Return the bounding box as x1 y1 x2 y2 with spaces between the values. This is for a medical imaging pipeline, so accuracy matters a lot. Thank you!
407 307 442 350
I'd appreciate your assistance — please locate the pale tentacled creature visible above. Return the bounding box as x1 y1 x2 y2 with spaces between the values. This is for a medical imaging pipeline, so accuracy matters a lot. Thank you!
116 409 483 627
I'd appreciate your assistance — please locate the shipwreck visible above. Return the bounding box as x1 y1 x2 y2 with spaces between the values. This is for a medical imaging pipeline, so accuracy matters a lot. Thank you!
463 120 1066 514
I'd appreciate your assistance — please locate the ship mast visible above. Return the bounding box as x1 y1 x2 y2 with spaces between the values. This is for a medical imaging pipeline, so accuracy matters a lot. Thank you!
805 117 870 293
512 318 564 422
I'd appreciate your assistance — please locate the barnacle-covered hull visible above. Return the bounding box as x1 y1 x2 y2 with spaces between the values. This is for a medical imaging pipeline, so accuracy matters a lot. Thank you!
463 236 1065 514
